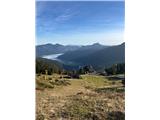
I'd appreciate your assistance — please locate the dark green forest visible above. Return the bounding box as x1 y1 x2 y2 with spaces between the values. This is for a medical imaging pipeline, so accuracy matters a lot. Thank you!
36 57 125 76
105 63 125 75
36 57 62 75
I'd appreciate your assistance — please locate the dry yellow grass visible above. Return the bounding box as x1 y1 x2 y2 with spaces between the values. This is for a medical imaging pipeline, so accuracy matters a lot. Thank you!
36 74 125 120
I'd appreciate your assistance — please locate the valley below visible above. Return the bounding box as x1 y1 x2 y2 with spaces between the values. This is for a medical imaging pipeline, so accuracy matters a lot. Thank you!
42 53 64 63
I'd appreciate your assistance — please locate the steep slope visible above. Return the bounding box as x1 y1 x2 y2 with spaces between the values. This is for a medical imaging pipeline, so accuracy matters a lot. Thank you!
73 43 125 68
58 43 108 61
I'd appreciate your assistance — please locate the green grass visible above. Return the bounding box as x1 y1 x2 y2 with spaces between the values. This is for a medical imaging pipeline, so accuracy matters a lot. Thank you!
81 75 121 89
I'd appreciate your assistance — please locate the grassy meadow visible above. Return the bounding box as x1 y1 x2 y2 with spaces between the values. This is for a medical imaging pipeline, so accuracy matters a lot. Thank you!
36 74 125 120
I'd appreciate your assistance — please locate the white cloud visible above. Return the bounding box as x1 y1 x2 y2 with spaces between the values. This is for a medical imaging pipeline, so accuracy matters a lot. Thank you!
55 14 72 22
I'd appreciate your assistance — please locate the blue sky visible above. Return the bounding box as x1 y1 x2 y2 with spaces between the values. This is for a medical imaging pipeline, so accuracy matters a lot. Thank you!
36 1 124 45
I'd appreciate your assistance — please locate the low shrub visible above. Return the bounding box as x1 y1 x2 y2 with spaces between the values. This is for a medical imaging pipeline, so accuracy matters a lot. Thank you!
36 80 54 89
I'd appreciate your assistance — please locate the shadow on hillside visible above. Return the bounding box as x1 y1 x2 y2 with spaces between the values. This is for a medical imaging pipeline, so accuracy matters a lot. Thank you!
106 76 125 81
95 87 125 93
107 111 125 120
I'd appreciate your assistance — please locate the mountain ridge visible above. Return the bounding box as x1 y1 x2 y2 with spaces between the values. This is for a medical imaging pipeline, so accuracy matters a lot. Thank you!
36 43 80 56
58 42 125 69
36 42 110 57
58 43 108 61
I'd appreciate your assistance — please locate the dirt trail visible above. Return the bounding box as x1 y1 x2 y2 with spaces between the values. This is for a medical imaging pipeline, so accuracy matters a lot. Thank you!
49 80 90 97
36 80 92 119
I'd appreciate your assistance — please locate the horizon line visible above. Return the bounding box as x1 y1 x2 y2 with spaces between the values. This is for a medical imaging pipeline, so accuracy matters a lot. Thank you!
36 41 125 46
36 0 124 1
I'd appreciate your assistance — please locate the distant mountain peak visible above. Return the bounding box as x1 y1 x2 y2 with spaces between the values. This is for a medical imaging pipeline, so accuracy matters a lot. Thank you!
41 43 64 47
55 43 62 46
36 43 80 56
120 42 125 46
40 43 53 46
54 43 63 47
92 42 101 46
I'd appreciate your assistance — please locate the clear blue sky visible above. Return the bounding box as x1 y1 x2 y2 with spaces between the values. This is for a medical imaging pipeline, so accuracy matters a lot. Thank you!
36 1 124 45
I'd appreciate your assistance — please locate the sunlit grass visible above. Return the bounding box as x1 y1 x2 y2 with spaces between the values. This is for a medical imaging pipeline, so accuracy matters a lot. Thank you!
36 74 125 120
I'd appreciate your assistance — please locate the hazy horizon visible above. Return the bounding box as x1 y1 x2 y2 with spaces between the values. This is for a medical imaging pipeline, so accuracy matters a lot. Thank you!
36 41 125 46
36 1 124 45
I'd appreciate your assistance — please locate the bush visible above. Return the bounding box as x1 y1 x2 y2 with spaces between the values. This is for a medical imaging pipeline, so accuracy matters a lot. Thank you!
48 79 71 86
36 80 54 89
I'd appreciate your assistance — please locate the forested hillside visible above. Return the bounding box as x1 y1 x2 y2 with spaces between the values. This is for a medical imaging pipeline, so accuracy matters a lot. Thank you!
36 57 62 75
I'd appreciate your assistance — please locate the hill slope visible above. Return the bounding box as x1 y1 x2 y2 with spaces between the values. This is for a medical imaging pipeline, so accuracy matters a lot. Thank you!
58 43 107 61
74 43 125 68
59 43 125 69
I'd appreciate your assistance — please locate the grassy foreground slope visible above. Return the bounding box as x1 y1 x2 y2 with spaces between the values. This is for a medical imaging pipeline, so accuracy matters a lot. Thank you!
36 74 125 120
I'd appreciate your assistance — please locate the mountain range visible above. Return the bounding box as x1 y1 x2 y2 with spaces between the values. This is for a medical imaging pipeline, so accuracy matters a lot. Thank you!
59 43 124 69
36 42 125 70
73 43 125 68
36 43 80 56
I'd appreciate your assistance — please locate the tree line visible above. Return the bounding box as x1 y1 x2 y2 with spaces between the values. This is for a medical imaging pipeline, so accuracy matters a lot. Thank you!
36 57 125 76
36 57 62 75
105 63 125 75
